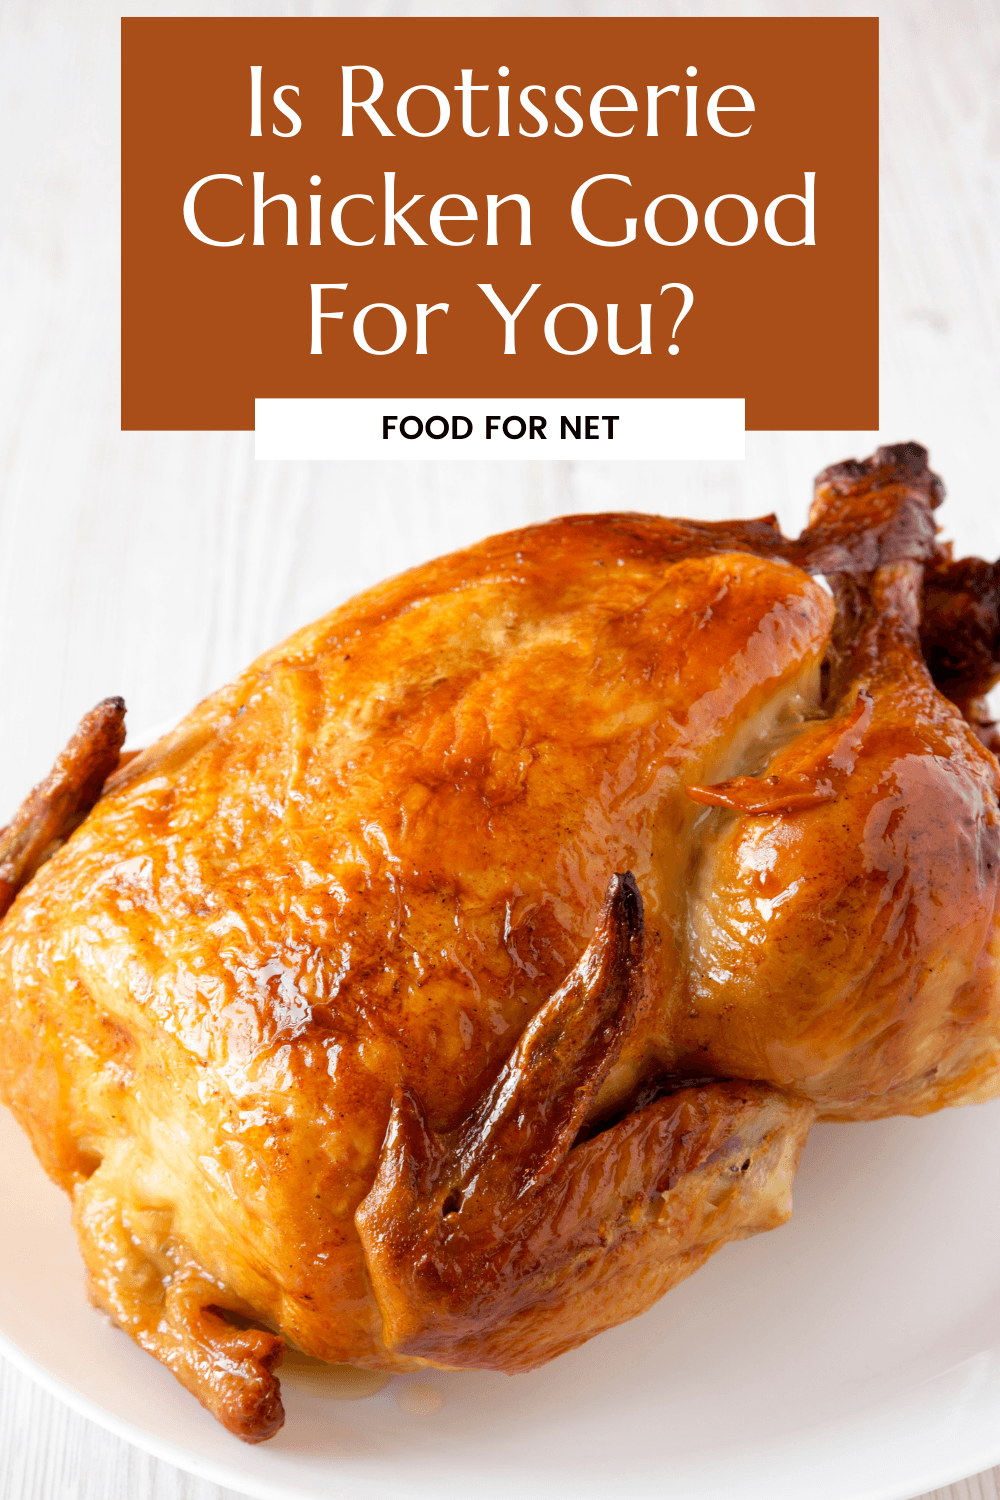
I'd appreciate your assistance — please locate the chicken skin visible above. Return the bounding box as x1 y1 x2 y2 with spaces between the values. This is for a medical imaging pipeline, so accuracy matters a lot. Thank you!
0 444 997 1440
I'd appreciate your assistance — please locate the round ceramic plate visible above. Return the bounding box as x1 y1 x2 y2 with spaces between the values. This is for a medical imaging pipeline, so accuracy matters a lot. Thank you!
2 1094 1000 1500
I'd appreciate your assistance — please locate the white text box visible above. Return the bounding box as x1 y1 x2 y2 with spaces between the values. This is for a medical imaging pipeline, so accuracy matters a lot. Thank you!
255 399 744 461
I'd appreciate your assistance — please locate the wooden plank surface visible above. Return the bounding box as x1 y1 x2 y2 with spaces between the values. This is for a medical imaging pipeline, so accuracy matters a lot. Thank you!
1 0 998 1497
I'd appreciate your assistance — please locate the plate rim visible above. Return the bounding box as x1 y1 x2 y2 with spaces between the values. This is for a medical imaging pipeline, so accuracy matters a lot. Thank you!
4 1279 1000 1500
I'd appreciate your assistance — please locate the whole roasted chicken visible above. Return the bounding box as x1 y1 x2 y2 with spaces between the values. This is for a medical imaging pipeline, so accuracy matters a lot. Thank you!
1 445 998 1441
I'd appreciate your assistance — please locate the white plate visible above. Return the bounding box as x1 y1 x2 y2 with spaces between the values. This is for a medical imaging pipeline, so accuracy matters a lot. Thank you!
2 1095 1000 1500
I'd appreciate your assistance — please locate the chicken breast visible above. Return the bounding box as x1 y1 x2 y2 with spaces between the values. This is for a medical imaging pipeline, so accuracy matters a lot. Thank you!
0 443 996 1440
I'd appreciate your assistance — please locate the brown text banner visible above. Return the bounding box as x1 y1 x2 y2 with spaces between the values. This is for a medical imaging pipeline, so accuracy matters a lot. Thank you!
121 17 878 432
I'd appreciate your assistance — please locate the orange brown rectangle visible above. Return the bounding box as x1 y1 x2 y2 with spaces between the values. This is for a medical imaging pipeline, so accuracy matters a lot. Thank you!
121 17 878 432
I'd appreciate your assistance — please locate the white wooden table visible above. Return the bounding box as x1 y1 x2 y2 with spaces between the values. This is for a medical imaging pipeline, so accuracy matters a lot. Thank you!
1 0 998 1496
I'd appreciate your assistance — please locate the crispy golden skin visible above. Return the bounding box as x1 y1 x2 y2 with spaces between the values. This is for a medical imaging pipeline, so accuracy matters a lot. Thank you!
0 444 997 1439
356 874 810 1371
0 697 125 920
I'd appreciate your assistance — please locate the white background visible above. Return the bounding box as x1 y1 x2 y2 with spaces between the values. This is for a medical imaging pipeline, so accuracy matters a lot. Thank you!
0 1 998 1497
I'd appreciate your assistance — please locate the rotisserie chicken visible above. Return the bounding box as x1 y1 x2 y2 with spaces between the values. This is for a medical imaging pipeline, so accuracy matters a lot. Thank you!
1 444 998 1441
